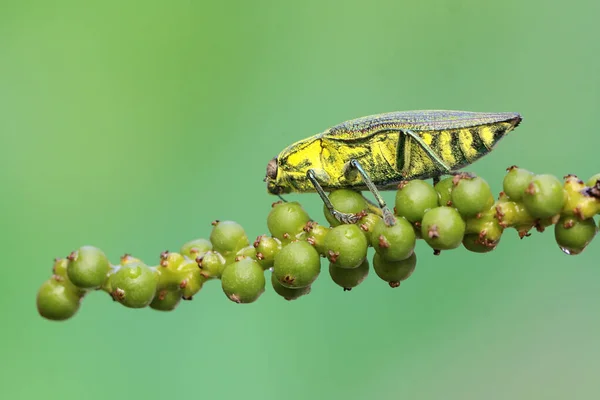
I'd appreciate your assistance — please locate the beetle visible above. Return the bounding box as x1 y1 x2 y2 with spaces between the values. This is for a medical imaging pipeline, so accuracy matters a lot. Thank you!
265 110 522 226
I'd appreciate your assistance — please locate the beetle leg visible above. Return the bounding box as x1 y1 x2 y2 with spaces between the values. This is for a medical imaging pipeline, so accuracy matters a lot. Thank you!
402 129 453 173
306 169 363 224
348 159 396 226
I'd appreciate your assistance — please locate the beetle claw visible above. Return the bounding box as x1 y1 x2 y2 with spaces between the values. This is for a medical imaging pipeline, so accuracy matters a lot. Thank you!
333 210 361 224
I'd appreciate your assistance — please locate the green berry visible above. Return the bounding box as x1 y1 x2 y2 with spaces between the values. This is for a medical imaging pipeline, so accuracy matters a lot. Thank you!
273 241 321 288
554 215 597 255
177 261 207 299
253 235 282 270
66 246 110 289
451 176 494 218
329 259 369 291
236 246 257 260
270 273 311 301
323 189 367 227
36 278 81 321
210 220 249 255
324 224 368 269
503 166 534 201
371 217 416 261
586 173 600 188
51 258 86 296
221 258 265 304
150 289 182 311
373 252 416 288
562 175 600 220
421 206 466 250
523 174 566 219
196 250 227 279
267 202 310 243
110 263 158 308
180 238 212 259
462 234 496 253
434 176 454 207
356 213 382 246
305 222 330 257
395 180 438 222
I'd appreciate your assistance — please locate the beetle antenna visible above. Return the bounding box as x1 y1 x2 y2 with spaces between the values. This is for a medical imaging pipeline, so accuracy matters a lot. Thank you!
277 194 288 203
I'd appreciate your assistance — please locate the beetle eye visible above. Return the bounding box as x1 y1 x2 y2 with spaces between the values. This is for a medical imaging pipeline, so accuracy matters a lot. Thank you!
266 157 278 180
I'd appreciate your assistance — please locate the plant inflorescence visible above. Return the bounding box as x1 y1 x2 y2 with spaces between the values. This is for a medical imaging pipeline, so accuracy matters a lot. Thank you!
36 167 600 321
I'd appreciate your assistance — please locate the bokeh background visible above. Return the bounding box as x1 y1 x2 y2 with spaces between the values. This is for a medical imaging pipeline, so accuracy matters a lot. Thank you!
2 0 600 399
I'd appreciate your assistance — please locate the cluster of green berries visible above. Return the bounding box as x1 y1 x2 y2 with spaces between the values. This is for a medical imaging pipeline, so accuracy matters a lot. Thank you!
37 167 600 321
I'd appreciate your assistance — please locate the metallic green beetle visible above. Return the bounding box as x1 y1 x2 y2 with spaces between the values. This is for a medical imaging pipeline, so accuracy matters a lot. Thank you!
265 110 522 225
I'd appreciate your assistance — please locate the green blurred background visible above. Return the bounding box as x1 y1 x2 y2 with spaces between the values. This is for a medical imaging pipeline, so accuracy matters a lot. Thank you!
2 0 600 398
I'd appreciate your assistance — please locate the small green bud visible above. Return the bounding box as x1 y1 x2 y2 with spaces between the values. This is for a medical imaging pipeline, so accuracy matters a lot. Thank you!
210 220 249 255
434 176 455 207
373 252 416 288
395 180 439 223
523 174 566 219
150 289 182 311
196 250 227 279
267 202 311 243
180 238 212 260
273 241 321 289
586 173 600 188
451 176 494 218
421 207 466 251
36 278 81 321
503 166 534 201
253 235 282 270
371 216 416 261
304 222 330 257
66 246 110 289
324 224 368 269
356 213 382 246
554 215 597 255
323 189 367 227
221 258 265 304
110 262 158 308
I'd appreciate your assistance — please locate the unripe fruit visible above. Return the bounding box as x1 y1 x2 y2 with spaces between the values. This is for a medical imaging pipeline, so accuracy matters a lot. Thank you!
523 174 566 219
371 217 416 261
150 289 182 311
503 166 534 201
451 176 494 218
305 222 330 257
462 234 496 253
434 176 454 207
329 259 369 291
587 173 600 188
270 273 311 301
221 258 265 304
421 207 466 250
554 215 597 255
253 235 282 270
51 258 86 296
110 263 158 308
273 241 321 289
267 202 310 243
395 180 438 223
180 238 212 259
562 175 600 220
356 213 382 246
373 252 416 288
323 189 367 227
210 220 249 255
196 250 227 279
37 278 81 321
66 246 110 289
324 224 368 269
